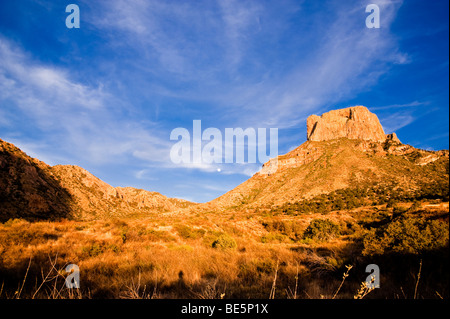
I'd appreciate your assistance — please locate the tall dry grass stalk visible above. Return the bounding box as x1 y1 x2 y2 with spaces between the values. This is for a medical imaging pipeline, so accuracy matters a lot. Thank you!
332 265 352 299
14 257 32 299
293 262 299 299
285 262 300 299
13 255 84 299
414 259 422 299
269 260 279 299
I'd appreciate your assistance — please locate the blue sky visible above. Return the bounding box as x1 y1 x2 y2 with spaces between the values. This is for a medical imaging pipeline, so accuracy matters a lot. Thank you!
0 0 448 203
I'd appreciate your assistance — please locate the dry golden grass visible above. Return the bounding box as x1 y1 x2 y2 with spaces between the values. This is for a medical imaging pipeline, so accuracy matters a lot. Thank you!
0 202 448 299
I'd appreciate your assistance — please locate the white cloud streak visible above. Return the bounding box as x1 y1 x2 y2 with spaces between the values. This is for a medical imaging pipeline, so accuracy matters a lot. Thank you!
0 37 172 166
82 0 407 130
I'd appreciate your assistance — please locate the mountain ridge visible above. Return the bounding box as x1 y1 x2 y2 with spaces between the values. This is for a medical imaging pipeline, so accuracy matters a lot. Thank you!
0 138 193 221
1 105 448 221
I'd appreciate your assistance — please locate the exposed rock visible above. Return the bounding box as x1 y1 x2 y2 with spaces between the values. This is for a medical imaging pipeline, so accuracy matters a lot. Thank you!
2 103 448 218
307 106 387 142
386 132 401 143
260 142 323 175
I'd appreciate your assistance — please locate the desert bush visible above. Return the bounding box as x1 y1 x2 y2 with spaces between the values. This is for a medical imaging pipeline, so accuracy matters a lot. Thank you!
303 219 340 242
340 220 362 236
255 259 276 274
363 215 449 255
176 225 206 240
120 228 128 243
261 220 302 241
212 234 237 249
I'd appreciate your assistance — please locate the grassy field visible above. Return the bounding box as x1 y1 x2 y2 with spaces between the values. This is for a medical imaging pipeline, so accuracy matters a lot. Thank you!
0 200 448 299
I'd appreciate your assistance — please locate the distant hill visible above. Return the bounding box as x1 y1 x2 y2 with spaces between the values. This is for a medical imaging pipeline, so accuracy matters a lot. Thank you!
0 139 193 222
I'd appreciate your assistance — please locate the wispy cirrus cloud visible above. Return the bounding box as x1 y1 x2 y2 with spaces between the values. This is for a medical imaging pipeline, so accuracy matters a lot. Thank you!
371 100 430 111
81 0 408 130
379 112 417 134
0 38 104 111
0 36 171 166
371 101 431 133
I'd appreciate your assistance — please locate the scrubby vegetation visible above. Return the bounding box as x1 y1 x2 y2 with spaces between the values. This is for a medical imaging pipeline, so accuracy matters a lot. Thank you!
362 214 449 255
303 219 341 242
0 197 447 299
271 178 449 216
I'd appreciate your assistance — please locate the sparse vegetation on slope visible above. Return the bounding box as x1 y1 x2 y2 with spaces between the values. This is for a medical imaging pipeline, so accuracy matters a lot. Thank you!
212 138 449 208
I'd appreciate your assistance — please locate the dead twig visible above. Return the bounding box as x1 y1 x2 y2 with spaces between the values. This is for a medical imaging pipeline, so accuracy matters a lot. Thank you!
332 265 352 299
15 257 32 299
414 259 422 299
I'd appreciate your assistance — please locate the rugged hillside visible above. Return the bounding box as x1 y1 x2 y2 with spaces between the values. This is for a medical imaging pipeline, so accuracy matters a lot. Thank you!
0 138 193 221
210 106 449 209
51 165 192 219
0 139 73 221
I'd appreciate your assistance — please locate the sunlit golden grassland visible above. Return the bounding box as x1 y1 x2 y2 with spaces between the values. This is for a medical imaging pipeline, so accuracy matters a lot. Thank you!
0 201 448 299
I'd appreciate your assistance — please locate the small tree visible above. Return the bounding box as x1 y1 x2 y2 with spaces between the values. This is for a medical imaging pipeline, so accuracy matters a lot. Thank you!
303 219 340 242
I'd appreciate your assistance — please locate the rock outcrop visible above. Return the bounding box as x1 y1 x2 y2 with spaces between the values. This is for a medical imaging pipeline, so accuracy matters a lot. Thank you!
386 132 401 144
307 106 387 142
258 105 450 177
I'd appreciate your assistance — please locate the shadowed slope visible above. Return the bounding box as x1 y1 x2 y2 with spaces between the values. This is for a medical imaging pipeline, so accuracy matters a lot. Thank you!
0 138 194 221
0 139 73 222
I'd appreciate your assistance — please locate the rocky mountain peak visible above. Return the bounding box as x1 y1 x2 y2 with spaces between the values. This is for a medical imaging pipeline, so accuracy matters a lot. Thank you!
306 106 389 142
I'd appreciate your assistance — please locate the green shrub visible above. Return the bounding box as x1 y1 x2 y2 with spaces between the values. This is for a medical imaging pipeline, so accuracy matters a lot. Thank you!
212 234 237 249
120 228 128 243
176 225 206 240
107 244 121 253
363 216 449 255
303 219 340 242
